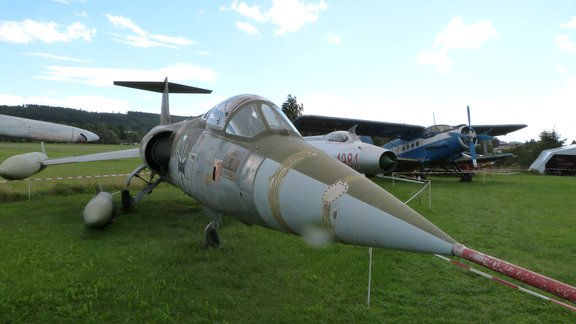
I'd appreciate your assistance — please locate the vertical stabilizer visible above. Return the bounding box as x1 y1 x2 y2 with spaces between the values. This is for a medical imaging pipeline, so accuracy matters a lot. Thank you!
161 78 171 125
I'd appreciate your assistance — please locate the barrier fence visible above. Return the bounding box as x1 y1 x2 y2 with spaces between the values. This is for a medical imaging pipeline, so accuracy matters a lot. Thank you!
0 173 132 200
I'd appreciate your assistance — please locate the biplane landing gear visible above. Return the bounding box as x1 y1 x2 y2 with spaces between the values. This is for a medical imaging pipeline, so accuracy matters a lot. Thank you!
460 172 473 182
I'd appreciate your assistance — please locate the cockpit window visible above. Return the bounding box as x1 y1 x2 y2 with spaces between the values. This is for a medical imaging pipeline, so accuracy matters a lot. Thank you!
206 96 250 130
260 103 297 132
225 103 267 137
206 95 301 138
206 105 228 129
423 124 453 138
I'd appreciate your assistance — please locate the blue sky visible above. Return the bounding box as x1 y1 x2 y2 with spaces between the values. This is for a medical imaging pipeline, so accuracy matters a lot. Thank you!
2 0 576 143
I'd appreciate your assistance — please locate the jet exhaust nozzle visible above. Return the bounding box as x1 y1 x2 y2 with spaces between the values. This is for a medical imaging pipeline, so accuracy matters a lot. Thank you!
0 152 48 180
83 192 114 227
379 151 398 173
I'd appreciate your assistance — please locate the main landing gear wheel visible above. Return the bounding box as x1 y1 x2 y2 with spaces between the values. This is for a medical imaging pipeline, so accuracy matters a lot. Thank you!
121 190 132 212
460 173 473 182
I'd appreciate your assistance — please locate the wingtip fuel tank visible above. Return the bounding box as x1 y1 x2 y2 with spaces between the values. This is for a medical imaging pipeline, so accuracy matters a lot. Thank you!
0 152 48 180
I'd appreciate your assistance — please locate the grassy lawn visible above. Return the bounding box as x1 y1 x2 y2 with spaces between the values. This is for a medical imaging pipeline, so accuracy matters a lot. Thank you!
0 143 575 322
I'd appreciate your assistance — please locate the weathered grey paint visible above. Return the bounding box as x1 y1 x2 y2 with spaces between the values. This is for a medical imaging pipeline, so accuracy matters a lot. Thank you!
154 95 456 254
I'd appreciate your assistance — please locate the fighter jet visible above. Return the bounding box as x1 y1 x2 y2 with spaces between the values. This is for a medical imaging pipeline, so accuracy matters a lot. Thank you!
303 129 397 176
0 79 574 304
0 78 455 254
0 114 99 143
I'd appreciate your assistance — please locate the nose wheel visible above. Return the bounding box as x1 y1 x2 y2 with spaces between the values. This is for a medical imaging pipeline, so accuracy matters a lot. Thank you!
203 221 221 247
202 208 223 248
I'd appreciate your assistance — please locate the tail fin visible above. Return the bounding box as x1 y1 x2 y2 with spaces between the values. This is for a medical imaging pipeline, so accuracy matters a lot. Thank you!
161 78 170 125
113 78 212 125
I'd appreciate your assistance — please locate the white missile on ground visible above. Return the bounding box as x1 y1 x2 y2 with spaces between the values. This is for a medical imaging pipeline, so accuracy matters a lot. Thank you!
0 152 48 180
83 192 114 227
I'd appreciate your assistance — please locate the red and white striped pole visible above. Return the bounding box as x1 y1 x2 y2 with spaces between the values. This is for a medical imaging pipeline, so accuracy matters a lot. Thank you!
435 254 576 312
452 244 576 304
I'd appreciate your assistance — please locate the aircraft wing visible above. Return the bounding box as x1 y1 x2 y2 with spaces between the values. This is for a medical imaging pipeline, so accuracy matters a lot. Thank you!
0 114 99 143
42 149 140 166
292 115 425 140
471 124 527 136
456 153 515 167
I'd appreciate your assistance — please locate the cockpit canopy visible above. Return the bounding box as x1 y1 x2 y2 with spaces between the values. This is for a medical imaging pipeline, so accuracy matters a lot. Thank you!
326 131 360 143
422 124 454 138
204 95 301 138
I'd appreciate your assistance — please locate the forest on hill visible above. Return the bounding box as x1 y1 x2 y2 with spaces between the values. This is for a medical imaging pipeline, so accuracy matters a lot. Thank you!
0 104 189 144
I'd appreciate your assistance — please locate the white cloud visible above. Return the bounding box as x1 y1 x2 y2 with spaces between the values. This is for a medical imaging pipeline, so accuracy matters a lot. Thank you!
418 16 497 72
51 0 87 4
326 33 341 45
0 19 96 44
149 34 193 46
554 18 576 54
267 0 328 36
106 14 194 48
417 50 451 72
36 64 218 87
225 0 328 36
434 17 497 50
556 65 568 74
554 34 576 54
560 17 576 29
24 52 90 63
66 22 95 41
106 14 146 36
74 11 88 19
236 21 260 36
229 1 266 22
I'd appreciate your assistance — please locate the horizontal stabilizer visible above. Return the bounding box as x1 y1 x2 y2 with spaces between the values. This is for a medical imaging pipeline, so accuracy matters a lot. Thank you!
114 81 212 94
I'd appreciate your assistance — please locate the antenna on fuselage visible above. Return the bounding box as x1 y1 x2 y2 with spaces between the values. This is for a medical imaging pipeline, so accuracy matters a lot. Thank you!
433 112 436 125
347 124 358 134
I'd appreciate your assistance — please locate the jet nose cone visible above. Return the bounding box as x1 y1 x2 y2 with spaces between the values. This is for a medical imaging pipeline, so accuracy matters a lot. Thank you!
81 131 100 142
253 148 456 255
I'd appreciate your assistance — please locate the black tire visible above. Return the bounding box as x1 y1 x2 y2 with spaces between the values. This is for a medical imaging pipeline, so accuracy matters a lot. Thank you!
121 190 132 212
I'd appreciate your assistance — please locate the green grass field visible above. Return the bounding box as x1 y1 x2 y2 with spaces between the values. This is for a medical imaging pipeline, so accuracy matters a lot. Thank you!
0 143 575 322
